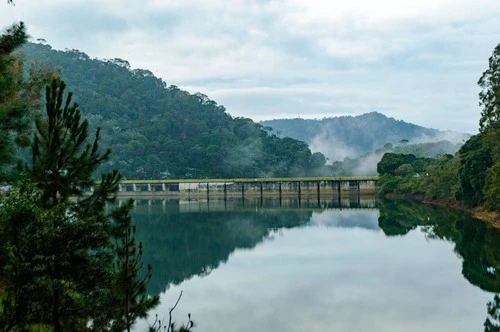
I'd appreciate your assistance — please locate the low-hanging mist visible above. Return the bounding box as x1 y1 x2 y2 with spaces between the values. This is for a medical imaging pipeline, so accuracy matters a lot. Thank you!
261 111 470 163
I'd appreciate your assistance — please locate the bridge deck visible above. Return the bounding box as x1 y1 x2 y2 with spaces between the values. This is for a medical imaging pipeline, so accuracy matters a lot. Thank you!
109 177 378 198
119 176 379 184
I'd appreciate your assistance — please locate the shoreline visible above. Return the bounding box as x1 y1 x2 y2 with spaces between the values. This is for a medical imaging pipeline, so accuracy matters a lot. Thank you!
422 198 500 228
383 193 500 228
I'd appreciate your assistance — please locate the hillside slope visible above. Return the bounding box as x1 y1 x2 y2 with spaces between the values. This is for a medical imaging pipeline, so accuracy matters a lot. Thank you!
260 112 469 161
22 42 326 179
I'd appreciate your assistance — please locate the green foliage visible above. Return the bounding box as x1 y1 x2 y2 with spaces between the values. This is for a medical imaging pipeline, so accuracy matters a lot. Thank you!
420 155 460 201
478 43 500 134
0 79 160 331
0 23 59 181
377 174 404 195
378 42 500 210
21 43 326 179
0 178 113 331
456 134 492 207
476 42 500 212
394 163 414 177
484 163 500 211
377 153 417 175
322 140 462 177
0 22 29 173
32 79 112 206
376 153 451 197
0 179 45 331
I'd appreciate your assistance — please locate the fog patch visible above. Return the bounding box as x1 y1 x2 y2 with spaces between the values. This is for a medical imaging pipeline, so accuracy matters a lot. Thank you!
410 130 470 146
226 138 264 173
309 125 357 163
350 151 385 176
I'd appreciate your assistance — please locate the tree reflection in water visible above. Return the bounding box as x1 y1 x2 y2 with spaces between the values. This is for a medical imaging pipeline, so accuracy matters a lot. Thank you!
377 199 500 331
131 197 499 330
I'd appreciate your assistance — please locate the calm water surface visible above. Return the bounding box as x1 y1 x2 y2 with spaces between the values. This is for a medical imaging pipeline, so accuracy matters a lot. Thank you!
130 197 500 332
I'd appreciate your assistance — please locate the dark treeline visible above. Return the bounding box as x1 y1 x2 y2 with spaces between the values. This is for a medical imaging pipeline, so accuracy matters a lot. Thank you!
21 42 326 179
376 43 500 213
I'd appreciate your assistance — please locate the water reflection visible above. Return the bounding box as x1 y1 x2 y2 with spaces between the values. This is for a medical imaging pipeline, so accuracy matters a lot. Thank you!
128 193 378 210
378 200 500 293
377 200 500 332
134 202 311 295
130 197 500 331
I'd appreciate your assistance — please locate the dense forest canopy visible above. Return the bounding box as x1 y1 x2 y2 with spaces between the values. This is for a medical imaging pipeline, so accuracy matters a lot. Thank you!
20 42 326 179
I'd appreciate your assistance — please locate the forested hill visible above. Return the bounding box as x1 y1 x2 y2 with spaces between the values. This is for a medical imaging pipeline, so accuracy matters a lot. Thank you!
260 112 470 161
22 42 326 179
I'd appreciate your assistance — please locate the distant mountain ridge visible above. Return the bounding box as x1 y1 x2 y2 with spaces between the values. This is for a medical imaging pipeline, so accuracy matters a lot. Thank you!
260 112 470 161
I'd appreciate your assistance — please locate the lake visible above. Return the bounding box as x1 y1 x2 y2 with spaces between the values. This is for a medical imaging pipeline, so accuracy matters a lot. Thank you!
130 196 500 332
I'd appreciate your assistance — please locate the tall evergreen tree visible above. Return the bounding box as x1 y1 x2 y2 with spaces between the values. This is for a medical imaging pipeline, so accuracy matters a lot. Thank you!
478 43 500 210
1 79 160 331
478 43 500 136
27 79 121 331
32 79 113 207
0 22 57 180
0 22 29 174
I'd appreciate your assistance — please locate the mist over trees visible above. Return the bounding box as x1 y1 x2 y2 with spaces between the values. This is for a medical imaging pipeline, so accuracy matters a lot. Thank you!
326 139 462 176
260 112 470 162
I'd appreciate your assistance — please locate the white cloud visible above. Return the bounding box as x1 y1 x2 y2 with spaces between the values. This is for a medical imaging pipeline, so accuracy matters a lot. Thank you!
2 0 499 133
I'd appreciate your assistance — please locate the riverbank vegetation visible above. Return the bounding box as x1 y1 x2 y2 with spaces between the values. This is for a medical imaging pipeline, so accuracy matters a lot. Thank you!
376 43 500 219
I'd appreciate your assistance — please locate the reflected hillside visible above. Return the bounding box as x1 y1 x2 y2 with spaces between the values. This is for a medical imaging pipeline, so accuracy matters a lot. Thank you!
132 196 378 295
378 199 500 293
132 201 313 295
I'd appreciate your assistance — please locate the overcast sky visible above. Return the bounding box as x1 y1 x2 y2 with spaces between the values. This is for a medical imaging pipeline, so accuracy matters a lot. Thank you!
2 0 500 134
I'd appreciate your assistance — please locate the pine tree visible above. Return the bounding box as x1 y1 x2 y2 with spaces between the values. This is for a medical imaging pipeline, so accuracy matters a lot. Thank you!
32 79 114 206
0 21 58 180
0 22 29 174
1 79 160 330
29 79 114 331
